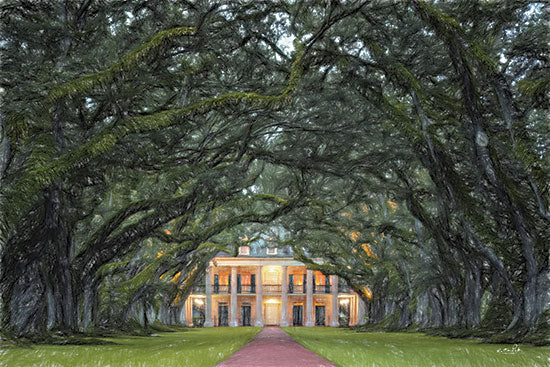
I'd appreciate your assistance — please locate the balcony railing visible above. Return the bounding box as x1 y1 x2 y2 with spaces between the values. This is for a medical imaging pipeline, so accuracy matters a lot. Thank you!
288 284 305 294
262 284 281 293
238 284 256 294
206 282 351 295
212 284 229 294
211 284 257 294
314 284 331 294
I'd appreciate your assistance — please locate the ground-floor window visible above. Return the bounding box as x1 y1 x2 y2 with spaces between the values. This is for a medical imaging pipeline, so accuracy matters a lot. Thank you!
218 303 229 326
339 298 350 326
241 304 251 326
192 299 205 327
293 304 303 326
315 305 326 326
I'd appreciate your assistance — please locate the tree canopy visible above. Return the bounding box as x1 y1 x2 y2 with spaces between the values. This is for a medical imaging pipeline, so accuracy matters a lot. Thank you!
0 0 548 342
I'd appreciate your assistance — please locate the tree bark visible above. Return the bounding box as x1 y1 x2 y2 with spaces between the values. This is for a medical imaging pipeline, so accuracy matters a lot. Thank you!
0 113 12 187
1 187 75 335
463 260 482 327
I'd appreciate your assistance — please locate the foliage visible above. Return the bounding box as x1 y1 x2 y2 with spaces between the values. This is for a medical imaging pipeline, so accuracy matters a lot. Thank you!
0 0 548 338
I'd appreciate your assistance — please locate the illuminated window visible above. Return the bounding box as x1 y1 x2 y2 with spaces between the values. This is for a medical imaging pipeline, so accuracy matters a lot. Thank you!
314 271 325 285
241 273 251 285
266 247 278 255
219 273 229 285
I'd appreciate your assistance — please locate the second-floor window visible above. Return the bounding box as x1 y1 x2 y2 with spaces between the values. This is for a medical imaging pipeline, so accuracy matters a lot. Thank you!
240 273 251 285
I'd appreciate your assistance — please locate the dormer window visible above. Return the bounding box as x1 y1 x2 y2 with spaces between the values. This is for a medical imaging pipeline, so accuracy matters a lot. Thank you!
238 246 250 255
266 247 278 255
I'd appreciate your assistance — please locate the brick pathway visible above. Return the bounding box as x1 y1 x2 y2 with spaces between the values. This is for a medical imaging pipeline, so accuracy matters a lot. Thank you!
217 326 336 367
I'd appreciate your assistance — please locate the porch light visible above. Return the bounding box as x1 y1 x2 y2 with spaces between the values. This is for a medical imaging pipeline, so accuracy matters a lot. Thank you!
339 298 349 305
194 298 204 305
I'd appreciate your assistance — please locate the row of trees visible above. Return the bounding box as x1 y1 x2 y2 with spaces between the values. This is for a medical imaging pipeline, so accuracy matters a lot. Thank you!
0 0 548 338
278 0 550 334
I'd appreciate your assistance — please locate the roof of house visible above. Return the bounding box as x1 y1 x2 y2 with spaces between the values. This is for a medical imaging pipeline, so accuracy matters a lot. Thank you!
214 251 232 257
238 236 293 257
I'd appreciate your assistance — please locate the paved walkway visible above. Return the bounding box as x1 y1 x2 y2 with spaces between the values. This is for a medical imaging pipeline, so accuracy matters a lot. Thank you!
217 327 336 367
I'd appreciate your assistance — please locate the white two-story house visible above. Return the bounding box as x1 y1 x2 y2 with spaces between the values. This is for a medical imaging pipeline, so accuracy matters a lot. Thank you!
184 243 366 327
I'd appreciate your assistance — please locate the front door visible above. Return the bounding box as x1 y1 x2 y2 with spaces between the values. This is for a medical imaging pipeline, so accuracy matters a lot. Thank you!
292 305 303 326
315 305 325 326
264 303 280 325
241 305 251 326
218 304 228 326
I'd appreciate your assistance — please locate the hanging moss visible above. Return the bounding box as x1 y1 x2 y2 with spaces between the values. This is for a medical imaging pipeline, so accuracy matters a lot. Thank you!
48 27 196 103
393 63 423 96
415 1 502 82
4 112 30 146
96 260 131 280
469 41 498 74
415 1 462 39
379 94 423 144
1 40 306 238
118 261 161 297
517 78 550 97
252 193 289 205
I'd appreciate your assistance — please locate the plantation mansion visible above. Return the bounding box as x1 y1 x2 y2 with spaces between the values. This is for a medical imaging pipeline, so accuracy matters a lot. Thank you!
184 243 366 327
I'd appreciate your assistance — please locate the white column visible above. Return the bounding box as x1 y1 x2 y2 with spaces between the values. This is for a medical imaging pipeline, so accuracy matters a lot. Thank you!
204 266 213 327
230 266 238 327
280 266 289 326
357 294 367 325
255 266 263 326
330 275 339 327
305 269 314 326
183 296 191 326
184 297 191 326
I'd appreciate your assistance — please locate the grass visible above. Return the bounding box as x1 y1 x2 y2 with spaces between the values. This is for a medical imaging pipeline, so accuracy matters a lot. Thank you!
0 327 260 367
283 327 550 367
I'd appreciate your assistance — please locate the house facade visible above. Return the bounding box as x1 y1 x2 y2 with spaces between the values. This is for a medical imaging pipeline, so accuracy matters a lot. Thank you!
184 244 365 327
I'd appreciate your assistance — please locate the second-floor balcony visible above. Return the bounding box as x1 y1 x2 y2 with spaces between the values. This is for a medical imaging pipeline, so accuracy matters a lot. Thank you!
212 284 229 294
313 284 331 294
288 284 305 294
238 284 256 294
210 284 261 294
211 284 282 294
205 281 352 295
262 284 281 294
288 283 331 294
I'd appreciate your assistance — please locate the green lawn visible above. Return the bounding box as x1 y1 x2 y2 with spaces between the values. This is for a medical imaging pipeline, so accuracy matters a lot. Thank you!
0 327 260 367
283 327 550 367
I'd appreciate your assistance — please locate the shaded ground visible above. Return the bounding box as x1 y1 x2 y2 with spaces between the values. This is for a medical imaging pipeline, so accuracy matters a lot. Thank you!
217 326 335 367
0 327 260 367
284 327 550 367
